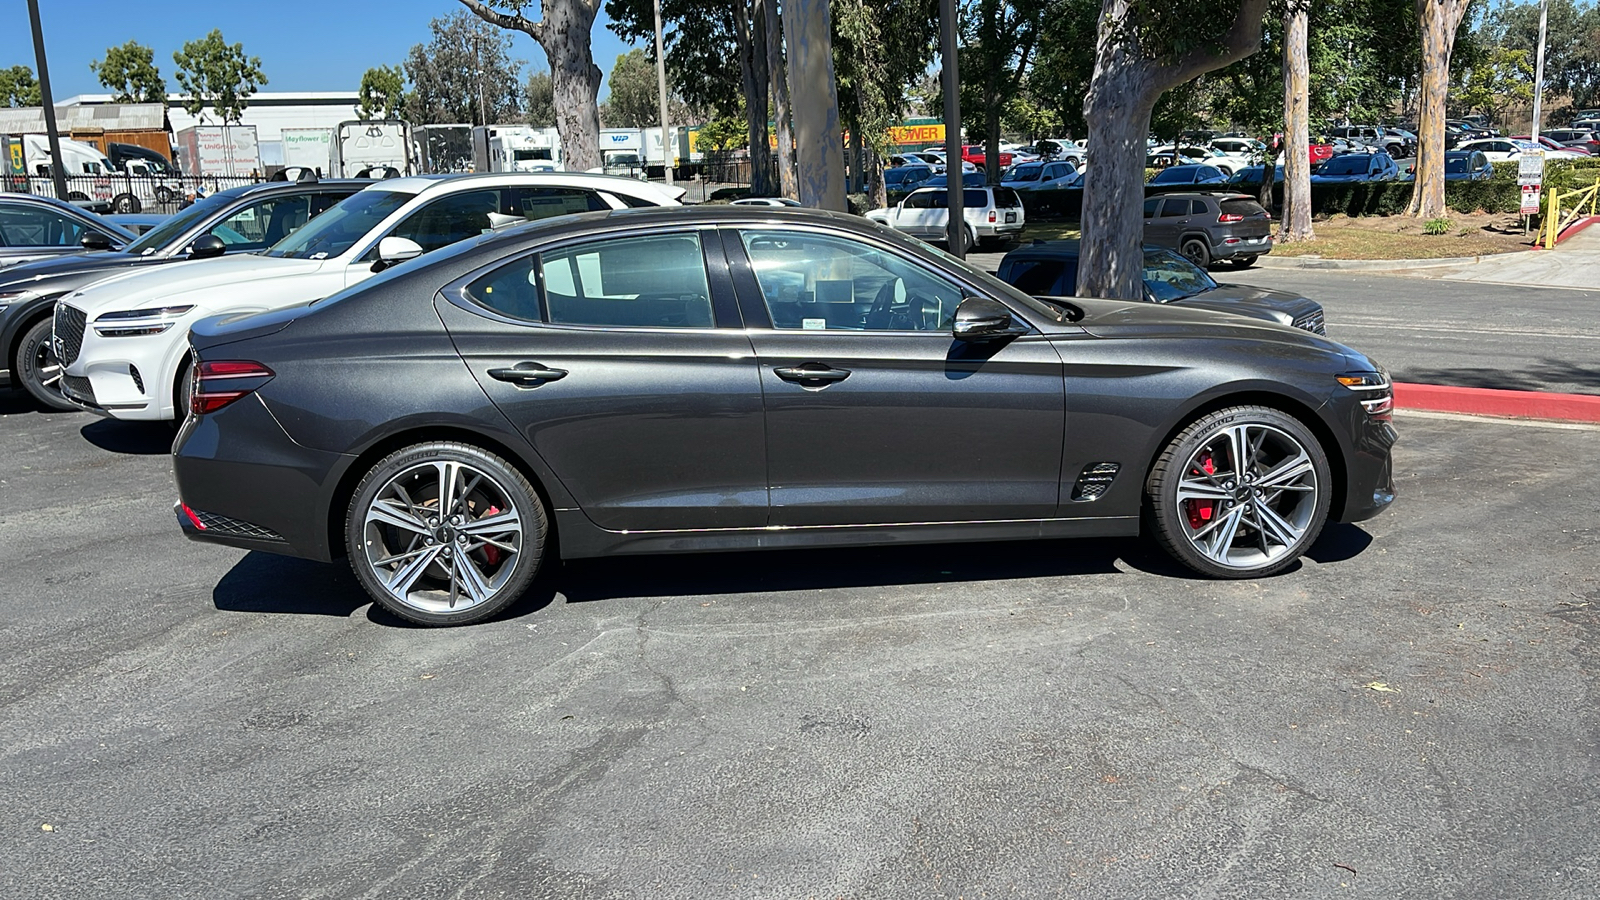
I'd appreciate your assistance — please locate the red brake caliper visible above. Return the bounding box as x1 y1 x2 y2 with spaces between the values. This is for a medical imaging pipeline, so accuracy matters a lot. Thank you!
480 506 502 566
1185 454 1217 529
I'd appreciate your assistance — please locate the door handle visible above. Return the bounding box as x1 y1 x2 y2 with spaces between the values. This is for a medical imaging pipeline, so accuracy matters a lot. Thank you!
488 364 568 385
774 364 851 384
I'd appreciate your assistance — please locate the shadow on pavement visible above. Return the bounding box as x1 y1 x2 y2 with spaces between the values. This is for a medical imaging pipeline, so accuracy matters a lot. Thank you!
80 419 175 455
1305 523 1373 564
213 553 369 618
1397 360 1600 395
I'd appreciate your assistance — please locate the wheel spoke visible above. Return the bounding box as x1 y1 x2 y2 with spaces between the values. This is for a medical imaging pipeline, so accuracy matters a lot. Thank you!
366 498 431 534
1227 425 1253 477
1253 501 1304 549
1177 478 1231 503
1257 451 1313 490
1200 506 1246 562
435 461 463 519
386 545 442 598
452 551 494 605
460 508 520 538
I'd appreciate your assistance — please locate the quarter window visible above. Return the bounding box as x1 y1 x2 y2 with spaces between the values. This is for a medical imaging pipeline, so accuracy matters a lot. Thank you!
740 229 965 332
0 205 87 247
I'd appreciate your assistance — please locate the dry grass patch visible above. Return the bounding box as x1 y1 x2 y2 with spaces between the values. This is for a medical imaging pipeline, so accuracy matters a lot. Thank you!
1271 212 1536 259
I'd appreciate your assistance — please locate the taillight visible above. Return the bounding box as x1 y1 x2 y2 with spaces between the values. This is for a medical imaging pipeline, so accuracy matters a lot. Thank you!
190 359 274 415
987 210 997 222
1218 213 1244 223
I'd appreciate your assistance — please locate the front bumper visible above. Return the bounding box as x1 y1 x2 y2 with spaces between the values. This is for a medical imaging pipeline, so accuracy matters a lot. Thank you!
56 301 195 421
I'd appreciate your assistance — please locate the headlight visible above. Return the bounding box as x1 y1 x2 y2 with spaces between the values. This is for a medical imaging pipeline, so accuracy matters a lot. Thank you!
0 288 39 313
1338 370 1393 420
92 304 195 337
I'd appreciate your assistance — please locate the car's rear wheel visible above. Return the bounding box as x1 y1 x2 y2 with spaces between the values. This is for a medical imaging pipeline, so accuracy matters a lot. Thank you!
112 193 141 214
1230 255 1258 269
1145 405 1331 578
346 442 547 626
17 316 77 411
1180 237 1212 268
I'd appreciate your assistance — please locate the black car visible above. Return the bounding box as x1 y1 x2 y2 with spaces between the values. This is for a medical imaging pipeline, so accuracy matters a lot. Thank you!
1141 192 1274 268
0 193 135 270
172 206 1395 626
0 178 369 410
996 240 1325 334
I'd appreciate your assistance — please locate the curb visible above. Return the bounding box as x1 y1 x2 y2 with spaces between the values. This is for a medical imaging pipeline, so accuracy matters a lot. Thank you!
1394 382 1600 424
1254 253 1500 271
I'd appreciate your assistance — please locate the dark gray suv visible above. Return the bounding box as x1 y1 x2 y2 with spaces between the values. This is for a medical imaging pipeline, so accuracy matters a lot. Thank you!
1141 192 1273 269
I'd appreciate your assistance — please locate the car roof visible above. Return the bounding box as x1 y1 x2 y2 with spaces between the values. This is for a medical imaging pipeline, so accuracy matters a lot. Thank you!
365 171 688 200
208 179 374 202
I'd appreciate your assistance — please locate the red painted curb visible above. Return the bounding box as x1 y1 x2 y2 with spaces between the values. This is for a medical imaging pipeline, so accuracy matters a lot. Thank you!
1394 382 1600 423
1534 214 1600 249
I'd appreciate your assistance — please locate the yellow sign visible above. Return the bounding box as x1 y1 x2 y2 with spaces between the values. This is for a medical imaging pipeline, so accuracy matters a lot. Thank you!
887 123 945 146
6 139 23 176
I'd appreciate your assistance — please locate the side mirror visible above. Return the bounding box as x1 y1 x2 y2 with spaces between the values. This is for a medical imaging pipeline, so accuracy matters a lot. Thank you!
371 236 424 272
80 231 114 251
189 234 227 259
952 296 1028 342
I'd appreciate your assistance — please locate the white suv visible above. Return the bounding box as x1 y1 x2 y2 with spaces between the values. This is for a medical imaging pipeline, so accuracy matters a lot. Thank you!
54 172 685 421
866 185 1025 251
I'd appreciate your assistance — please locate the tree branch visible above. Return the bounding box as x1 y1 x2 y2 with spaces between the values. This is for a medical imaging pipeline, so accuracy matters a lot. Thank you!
1155 0 1270 90
457 0 543 44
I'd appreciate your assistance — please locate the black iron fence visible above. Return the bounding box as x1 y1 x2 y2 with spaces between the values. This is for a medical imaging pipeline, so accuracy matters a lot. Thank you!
3 173 259 215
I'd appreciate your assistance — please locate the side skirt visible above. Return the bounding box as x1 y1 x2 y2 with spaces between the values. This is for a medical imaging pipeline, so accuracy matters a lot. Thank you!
554 510 1141 559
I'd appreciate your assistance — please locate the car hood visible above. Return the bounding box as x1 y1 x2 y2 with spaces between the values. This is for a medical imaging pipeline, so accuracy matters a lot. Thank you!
0 250 165 294
1177 284 1321 326
1071 295 1339 350
63 254 331 316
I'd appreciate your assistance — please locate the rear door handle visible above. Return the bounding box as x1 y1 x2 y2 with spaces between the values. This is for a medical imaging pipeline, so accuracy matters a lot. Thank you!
774 364 851 384
488 364 568 385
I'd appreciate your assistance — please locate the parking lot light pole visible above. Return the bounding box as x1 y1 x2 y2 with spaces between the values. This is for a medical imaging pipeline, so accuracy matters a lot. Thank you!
26 0 68 203
941 0 963 258
653 0 673 185
1531 0 1549 143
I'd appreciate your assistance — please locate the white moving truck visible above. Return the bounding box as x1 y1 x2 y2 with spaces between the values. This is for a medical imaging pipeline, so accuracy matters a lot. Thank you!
174 125 261 178
471 125 562 173
328 120 413 177
280 127 333 176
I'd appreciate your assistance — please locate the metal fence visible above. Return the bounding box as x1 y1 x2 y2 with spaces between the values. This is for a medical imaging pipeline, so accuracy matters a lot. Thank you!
2 173 259 215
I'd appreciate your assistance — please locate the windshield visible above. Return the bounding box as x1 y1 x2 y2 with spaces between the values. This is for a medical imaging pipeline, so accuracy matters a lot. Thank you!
264 189 415 259
1007 164 1043 181
1143 250 1217 302
123 193 231 255
1445 156 1471 174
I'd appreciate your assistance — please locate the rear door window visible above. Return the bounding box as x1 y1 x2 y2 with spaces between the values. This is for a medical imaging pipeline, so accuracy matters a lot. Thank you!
540 233 714 328
0 205 88 247
994 188 1022 208
1159 199 1189 218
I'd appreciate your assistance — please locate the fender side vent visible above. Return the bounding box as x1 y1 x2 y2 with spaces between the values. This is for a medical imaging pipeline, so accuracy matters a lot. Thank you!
129 364 144 394
1072 462 1121 501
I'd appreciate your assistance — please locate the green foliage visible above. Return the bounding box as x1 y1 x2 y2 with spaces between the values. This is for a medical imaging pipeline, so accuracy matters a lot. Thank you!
172 29 267 124
1485 0 1600 109
357 65 405 120
0 65 40 107
604 49 660 128
696 115 748 151
90 41 166 103
525 71 555 128
1456 46 1534 123
404 11 523 126
606 0 743 118
1423 216 1453 234
835 0 938 155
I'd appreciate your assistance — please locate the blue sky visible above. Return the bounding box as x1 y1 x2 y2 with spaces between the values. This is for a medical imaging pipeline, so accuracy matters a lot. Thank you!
0 0 642 100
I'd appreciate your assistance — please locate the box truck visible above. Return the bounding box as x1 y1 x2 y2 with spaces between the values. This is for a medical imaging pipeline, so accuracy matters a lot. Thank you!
329 120 413 177
175 125 261 178
471 125 562 173
280 127 333 176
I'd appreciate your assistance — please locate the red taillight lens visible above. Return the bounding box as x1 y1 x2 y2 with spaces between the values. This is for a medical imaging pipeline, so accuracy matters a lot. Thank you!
191 359 274 415
1218 213 1244 223
988 210 997 222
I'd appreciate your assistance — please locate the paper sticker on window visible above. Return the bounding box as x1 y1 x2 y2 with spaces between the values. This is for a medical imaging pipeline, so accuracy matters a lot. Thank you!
802 318 827 330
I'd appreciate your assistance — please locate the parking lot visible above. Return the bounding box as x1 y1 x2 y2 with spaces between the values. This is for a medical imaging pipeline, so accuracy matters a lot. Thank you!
3 393 1597 898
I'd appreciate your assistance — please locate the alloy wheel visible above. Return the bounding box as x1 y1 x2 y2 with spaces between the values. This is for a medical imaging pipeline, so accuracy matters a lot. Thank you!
1173 422 1319 570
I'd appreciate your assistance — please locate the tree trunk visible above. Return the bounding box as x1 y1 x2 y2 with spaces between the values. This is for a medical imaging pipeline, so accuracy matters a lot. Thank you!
785 0 846 210
459 0 604 172
763 0 798 199
1280 5 1314 243
736 1 774 196
1407 0 1469 218
1078 0 1268 300
848 122 862 194
868 148 886 209
1080 63 1158 301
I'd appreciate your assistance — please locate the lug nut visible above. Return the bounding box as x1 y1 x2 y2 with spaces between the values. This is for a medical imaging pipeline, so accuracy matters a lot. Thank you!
425 537 435 545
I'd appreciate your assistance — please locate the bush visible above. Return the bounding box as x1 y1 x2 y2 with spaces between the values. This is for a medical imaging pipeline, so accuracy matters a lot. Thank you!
1423 217 1452 235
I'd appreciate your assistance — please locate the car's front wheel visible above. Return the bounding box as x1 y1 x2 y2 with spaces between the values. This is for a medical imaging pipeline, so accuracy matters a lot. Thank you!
16 316 77 411
346 442 548 626
1145 406 1331 578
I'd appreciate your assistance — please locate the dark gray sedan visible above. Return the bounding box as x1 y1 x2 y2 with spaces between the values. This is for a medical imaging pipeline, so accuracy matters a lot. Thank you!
173 206 1396 626
0 193 133 270
997 240 1325 334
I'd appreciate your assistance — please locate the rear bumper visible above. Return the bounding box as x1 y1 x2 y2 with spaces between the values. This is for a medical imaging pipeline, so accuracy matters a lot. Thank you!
1213 234 1273 259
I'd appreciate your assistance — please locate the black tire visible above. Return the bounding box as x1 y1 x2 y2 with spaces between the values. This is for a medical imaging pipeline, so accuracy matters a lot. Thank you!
172 358 194 431
111 193 141 214
346 442 548 626
1229 255 1258 269
155 186 174 205
942 227 973 255
16 316 77 412
1145 405 1332 579
1180 237 1212 269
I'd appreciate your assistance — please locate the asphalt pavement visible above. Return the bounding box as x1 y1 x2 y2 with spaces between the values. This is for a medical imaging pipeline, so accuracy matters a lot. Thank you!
3 397 1598 899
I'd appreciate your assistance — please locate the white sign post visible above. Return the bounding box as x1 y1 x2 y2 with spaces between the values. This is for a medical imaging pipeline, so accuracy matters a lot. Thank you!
1519 152 1546 217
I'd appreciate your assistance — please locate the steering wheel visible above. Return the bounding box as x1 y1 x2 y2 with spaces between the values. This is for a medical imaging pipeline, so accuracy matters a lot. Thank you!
867 277 917 329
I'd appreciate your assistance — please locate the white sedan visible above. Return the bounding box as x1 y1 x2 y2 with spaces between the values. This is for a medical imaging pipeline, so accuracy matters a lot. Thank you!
55 173 685 422
1151 144 1254 176
1456 138 1586 161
